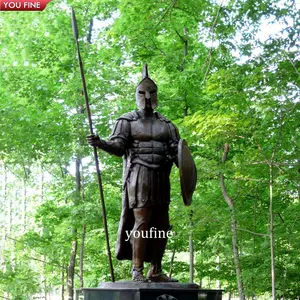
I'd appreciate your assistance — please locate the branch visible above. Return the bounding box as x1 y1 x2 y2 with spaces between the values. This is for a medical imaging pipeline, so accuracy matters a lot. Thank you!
181 27 188 72
174 28 183 42
246 161 300 166
257 144 271 166
227 177 267 183
154 0 177 30
256 102 298 169
173 5 200 23
221 143 229 163
232 180 241 201
24 255 65 269
220 144 234 209
285 51 300 76
202 0 224 82
5 236 63 267
87 17 94 44
271 112 285 162
150 37 168 58
4 236 82 280
236 227 269 237
275 213 285 223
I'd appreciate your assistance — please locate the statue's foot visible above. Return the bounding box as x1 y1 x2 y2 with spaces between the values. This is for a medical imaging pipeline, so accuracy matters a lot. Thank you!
132 267 148 282
147 272 178 283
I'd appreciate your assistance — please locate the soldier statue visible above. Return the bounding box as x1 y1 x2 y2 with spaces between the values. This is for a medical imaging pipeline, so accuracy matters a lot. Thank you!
87 65 196 282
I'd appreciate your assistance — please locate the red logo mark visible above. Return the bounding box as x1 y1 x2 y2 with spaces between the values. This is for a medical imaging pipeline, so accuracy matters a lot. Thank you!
0 0 52 11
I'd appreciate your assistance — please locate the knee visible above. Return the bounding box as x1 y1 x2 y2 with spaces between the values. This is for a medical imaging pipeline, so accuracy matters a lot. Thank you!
134 219 148 232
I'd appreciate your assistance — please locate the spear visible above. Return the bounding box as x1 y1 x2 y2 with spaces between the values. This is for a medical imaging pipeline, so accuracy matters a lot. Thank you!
71 8 115 282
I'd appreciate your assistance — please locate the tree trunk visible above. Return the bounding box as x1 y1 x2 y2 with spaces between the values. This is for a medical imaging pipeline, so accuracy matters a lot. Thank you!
61 266 65 300
189 210 194 283
22 179 27 232
2 164 7 237
169 247 176 278
67 237 78 300
179 26 188 117
2 164 10 300
80 224 86 288
189 231 194 283
269 165 276 300
40 164 44 201
79 162 86 288
220 144 245 300
39 165 48 300
216 254 220 289
67 158 81 300
87 18 94 44
252 196 257 297
198 248 203 288
67 157 81 300
42 255 48 300
230 210 245 300
8 182 12 236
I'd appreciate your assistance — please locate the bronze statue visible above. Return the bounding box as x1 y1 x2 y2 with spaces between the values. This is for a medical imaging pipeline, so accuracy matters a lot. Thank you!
87 65 196 282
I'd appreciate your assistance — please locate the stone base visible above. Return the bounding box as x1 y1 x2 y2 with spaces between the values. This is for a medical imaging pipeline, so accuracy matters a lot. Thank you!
82 281 222 300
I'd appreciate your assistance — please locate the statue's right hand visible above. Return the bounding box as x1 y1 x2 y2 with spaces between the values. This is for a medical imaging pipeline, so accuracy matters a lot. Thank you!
86 134 101 147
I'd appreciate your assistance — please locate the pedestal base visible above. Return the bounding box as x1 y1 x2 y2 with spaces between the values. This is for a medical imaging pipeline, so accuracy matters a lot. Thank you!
82 281 222 300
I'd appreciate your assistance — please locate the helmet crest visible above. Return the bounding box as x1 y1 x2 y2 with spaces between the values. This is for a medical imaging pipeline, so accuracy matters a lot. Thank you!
142 64 149 79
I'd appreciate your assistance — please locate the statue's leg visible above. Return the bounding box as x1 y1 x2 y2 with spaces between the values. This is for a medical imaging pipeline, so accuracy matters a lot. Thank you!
131 207 152 282
147 207 178 282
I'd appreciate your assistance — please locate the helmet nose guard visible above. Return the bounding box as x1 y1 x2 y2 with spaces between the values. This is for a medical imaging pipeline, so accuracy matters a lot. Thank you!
136 64 157 110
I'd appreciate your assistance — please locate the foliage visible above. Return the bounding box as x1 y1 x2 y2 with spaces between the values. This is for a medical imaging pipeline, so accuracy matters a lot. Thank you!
0 0 299 298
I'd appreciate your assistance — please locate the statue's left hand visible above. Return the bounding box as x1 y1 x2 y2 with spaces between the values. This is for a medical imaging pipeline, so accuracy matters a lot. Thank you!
87 134 101 147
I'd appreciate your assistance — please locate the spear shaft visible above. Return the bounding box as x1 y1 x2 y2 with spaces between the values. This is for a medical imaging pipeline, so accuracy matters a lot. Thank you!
71 8 115 282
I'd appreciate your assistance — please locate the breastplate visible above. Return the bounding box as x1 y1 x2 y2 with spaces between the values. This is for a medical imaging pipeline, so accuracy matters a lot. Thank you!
129 118 170 168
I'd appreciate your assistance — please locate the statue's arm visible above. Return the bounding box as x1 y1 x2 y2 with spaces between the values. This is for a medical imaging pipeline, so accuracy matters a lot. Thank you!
87 119 130 157
168 122 180 167
87 137 126 157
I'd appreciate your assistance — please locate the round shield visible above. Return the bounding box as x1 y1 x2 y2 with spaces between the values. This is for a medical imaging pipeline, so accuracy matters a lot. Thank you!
178 139 197 206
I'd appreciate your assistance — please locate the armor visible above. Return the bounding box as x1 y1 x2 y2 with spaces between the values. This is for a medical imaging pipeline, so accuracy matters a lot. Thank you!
107 110 179 209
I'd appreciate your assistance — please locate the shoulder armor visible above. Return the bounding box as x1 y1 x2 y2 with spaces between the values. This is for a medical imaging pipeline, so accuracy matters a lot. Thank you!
155 112 171 123
117 110 139 121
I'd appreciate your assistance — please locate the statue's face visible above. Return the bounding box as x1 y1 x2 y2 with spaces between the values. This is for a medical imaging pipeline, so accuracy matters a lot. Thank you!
136 78 157 110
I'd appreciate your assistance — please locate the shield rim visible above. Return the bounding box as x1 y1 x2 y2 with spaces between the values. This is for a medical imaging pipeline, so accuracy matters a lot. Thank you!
178 139 197 206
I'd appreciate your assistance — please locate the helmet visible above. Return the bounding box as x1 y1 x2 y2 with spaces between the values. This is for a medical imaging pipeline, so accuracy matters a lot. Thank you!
136 64 157 110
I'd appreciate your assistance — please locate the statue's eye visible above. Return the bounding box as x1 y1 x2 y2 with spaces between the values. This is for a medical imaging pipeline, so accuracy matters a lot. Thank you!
150 90 156 95
139 91 145 94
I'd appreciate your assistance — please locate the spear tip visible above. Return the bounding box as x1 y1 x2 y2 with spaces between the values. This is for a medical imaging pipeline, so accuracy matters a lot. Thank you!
71 7 79 40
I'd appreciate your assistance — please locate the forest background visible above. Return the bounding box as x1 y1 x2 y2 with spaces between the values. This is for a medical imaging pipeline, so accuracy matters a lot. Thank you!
0 0 299 299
